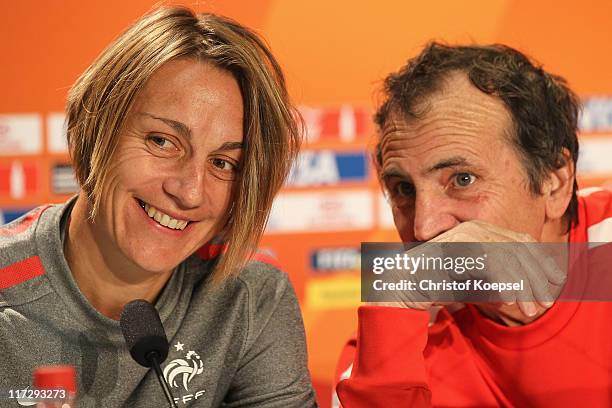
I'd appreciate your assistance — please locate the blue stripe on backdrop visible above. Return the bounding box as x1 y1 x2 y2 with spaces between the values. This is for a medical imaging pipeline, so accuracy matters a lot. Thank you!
0 208 33 225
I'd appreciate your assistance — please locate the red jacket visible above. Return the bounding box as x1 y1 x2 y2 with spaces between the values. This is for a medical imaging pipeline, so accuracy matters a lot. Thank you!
335 189 612 407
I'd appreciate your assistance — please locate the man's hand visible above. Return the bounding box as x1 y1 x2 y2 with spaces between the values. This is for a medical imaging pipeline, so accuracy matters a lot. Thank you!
372 221 567 320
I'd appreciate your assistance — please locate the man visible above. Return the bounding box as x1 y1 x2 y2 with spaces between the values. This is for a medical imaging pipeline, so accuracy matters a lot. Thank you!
334 43 612 407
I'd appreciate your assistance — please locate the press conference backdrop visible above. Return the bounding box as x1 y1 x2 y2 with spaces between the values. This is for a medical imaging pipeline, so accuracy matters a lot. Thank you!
2 1 612 406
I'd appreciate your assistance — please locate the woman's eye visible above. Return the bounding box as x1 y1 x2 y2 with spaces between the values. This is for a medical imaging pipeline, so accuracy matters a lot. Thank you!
211 158 235 171
453 173 476 188
148 135 177 150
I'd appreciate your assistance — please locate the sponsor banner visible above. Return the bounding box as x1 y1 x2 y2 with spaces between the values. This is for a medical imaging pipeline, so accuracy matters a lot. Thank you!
378 193 395 229
0 208 33 225
51 163 79 194
266 189 374 233
305 277 361 310
287 150 368 187
310 247 360 272
0 114 43 155
0 160 39 199
580 97 612 133
47 113 68 153
577 136 612 174
299 105 369 143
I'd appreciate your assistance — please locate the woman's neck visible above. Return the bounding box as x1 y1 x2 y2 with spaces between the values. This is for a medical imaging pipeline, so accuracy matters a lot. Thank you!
63 195 174 320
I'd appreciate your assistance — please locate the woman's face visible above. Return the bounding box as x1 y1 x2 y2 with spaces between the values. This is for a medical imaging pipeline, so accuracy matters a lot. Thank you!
92 58 243 274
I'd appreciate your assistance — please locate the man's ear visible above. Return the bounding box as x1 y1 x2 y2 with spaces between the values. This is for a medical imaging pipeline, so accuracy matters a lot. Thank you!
544 148 575 222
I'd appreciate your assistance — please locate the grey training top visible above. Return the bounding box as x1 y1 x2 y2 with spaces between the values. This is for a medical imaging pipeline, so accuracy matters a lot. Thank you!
0 199 317 407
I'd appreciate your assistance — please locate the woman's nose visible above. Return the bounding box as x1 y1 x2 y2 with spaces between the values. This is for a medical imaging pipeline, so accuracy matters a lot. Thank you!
162 161 207 209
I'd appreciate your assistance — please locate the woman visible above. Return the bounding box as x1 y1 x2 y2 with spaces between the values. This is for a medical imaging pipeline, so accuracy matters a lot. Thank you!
0 6 316 407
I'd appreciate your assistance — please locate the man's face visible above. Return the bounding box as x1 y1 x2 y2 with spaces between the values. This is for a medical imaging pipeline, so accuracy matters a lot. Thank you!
92 58 243 274
379 72 548 243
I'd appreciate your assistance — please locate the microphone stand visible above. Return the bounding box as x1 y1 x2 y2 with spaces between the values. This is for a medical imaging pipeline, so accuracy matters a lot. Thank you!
147 351 178 408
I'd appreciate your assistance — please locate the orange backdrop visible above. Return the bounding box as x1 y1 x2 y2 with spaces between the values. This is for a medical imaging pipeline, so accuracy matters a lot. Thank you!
2 1 612 407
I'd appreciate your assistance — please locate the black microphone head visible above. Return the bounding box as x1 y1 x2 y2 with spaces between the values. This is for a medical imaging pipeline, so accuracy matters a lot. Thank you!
120 299 169 368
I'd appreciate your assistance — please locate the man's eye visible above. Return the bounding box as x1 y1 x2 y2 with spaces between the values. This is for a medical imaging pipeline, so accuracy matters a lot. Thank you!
395 182 415 197
453 173 476 187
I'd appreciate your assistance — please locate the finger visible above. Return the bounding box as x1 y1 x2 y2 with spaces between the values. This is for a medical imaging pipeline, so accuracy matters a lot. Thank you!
517 301 538 317
515 275 553 310
501 290 515 306
514 243 556 306
541 254 567 286
521 242 566 286
464 220 531 243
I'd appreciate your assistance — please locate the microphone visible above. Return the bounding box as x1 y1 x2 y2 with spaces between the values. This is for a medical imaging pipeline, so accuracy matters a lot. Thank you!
120 299 178 408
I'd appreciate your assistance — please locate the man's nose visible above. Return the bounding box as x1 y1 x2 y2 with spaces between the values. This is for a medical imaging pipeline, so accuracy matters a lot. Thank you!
413 191 459 241
162 161 207 210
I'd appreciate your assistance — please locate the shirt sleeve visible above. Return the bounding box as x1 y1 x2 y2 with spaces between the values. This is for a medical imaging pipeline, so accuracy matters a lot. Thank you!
222 267 317 408
335 306 432 408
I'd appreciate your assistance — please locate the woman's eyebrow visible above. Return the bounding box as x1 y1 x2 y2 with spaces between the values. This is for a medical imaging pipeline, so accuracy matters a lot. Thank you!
139 112 243 150
217 141 244 151
138 112 192 139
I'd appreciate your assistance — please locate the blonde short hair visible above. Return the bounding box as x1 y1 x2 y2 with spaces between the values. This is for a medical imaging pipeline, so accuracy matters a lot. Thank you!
66 6 301 283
